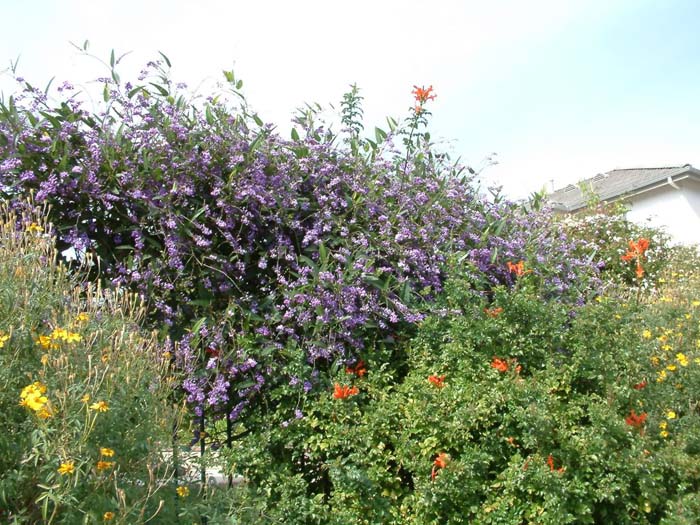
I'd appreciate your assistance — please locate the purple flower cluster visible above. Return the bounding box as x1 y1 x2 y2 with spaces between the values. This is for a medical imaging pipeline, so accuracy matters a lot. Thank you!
0 63 599 420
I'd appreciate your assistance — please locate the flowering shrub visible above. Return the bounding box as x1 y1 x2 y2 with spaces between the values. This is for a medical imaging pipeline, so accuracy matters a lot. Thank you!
0 54 598 427
0 205 245 523
225 258 700 524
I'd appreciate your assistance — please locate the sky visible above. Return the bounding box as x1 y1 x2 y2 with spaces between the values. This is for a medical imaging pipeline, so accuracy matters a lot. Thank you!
1 0 699 199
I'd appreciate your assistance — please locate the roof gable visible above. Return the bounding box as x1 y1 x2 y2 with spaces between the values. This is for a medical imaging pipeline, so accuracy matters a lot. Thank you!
547 164 700 212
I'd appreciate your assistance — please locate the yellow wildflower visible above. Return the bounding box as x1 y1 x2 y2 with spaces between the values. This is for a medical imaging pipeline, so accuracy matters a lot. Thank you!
40 354 49 366
651 356 660 366
642 329 652 339
26 222 43 233
103 512 115 521
176 486 189 498
676 353 689 367
19 382 49 413
64 332 82 343
89 401 109 412
666 364 677 371
81 394 91 403
0 331 9 348
667 411 677 419
96 461 114 472
659 421 668 430
660 430 669 438
693 300 700 307
661 344 672 352
100 447 115 457
657 370 667 382
57 461 75 475
76 313 89 323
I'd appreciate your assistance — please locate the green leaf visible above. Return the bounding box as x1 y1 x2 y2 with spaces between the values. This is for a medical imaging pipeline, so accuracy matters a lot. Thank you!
149 83 169 97
158 51 172 68
110 49 115 68
375 127 387 142
223 70 235 83
291 128 300 141
253 114 263 127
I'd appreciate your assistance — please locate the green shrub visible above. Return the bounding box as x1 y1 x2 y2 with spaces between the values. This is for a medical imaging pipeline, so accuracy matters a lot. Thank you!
225 260 700 524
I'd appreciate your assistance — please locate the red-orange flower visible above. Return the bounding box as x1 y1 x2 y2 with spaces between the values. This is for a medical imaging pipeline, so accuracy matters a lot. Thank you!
621 238 650 279
484 306 504 318
506 260 529 277
412 85 437 105
428 374 446 388
431 452 450 480
345 360 367 378
491 357 509 373
547 454 565 473
633 380 647 390
333 383 359 400
625 409 647 429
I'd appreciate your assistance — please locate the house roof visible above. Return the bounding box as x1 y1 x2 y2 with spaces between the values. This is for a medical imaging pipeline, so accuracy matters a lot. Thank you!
547 164 700 212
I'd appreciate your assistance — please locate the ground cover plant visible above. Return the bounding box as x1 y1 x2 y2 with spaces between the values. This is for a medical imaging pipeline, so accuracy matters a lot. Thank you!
1 50 699 524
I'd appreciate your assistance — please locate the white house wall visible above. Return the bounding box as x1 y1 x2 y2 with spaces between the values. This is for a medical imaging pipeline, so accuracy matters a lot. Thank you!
625 181 700 245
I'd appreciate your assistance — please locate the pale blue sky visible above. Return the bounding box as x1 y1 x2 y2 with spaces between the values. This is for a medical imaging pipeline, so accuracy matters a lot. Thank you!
1 0 699 198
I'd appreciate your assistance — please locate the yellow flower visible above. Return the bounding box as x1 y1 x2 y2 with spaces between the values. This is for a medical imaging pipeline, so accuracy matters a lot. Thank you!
100 447 115 457
37 407 53 419
176 486 189 498
81 394 91 403
661 344 672 352
642 329 652 339
64 332 82 343
666 364 677 371
19 382 49 413
103 512 115 521
651 356 660 366
667 411 677 419
676 353 689 367
96 461 114 472
26 222 43 233
660 430 669 438
0 331 9 348
657 370 667 382
693 300 700 307
89 401 109 412
657 335 668 343
659 421 668 430
36 335 56 350
40 354 49 366
76 313 89 323
57 461 75 475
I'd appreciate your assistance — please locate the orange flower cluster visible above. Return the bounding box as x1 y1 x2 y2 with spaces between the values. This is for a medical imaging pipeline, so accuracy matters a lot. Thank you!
412 85 437 105
484 306 504 318
333 383 359 399
506 260 529 277
547 454 565 473
621 238 649 279
345 360 367 378
491 357 509 373
632 380 647 390
428 374 446 388
625 409 647 429
431 452 449 480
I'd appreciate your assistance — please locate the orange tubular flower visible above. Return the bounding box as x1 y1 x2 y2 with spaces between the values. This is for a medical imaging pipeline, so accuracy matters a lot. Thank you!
428 374 446 388
632 380 647 390
491 357 509 373
621 238 650 278
333 383 359 400
431 452 450 480
506 260 530 277
345 360 367 378
625 409 647 429
412 85 437 105
484 306 504 318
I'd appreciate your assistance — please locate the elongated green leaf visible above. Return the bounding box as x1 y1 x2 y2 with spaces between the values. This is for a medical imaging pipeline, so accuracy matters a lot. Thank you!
158 51 172 68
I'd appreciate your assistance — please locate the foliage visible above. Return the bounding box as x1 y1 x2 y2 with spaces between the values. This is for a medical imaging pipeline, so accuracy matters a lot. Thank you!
557 202 672 289
0 203 237 524
225 254 700 524
0 52 598 426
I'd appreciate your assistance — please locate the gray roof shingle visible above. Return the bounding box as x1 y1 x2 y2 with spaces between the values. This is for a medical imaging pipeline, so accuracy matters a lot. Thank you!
547 164 700 212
